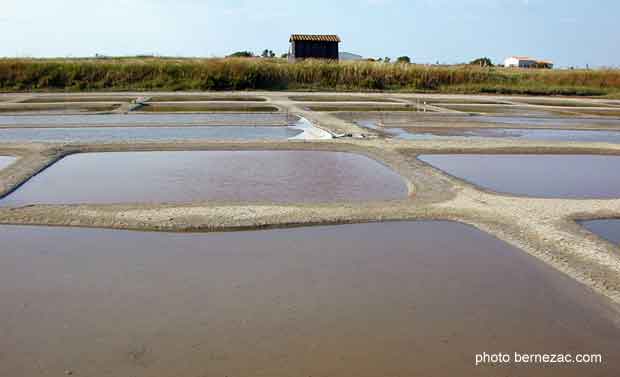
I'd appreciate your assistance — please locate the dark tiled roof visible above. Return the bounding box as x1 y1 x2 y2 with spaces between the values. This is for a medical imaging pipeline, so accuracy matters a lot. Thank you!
290 34 341 43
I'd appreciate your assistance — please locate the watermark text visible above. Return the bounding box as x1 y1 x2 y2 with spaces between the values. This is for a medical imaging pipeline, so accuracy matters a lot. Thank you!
475 352 603 366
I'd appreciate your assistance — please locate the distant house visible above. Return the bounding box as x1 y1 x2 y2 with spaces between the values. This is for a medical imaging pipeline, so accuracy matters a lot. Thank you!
504 56 554 69
289 34 341 62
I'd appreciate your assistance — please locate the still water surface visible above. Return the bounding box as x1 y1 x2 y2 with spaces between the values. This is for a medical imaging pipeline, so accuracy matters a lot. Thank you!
0 151 408 205
357 121 620 143
0 222 618 377
0 113 289 127
452 128 620 142
474 115 620 127
0 126 301 142
419 154 620 198
581 220 620 245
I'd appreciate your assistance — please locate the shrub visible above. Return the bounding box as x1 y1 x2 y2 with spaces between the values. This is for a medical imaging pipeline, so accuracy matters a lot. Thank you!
470 57 493 67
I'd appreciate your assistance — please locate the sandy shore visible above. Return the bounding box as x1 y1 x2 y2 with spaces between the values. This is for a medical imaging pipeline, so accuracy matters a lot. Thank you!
1 91 620 306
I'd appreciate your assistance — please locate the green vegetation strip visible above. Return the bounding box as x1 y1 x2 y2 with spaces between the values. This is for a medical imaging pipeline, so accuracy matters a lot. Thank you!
1 58 620 96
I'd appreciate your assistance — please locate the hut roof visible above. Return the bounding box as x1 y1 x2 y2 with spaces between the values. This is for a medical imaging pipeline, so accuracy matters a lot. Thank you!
290 34 341 43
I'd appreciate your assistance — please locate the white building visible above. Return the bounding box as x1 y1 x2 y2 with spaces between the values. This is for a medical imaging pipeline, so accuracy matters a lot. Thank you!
504 56 553 69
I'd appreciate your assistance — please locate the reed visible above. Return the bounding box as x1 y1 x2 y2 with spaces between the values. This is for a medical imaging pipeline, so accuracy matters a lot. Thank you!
1 57 619 96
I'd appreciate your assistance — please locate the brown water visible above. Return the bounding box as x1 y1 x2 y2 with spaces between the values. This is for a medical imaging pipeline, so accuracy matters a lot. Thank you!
0 151 407 205
23 96 137 103
512 99 613 108
419 154 620 198
0 156 16 170
0 103 121 113
436 104 563 116
148 95 266 102
581 220 620 245
139 104 279 112
0 222 618 377
289 95 399 103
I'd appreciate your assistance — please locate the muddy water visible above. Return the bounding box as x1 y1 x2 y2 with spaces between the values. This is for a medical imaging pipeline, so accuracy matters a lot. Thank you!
0 156 16 170
0 222 618 377
0 151 407 205
0 126 301 143
0 113 290 127
419 154 620 198
581 220 620 245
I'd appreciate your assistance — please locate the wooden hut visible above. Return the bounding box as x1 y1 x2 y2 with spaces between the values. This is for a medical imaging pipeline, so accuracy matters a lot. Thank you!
289 34 341 62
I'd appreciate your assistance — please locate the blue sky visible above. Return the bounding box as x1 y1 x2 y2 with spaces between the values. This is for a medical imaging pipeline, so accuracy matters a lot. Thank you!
1 0 618 67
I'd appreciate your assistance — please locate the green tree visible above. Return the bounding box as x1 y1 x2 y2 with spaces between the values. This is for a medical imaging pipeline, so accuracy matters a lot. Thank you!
228 51 254 58
396 56 411 64
261 49 276 58
470 57 493 67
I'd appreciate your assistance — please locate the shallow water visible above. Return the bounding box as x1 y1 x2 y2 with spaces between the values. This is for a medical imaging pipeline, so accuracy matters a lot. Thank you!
474 115 620 127
357 120 620 143
0 113 290 127
437 104 561 116
0 222 618 377
457 128 620 142
358 121 620 143
0 126 301 142
581 220 620 245
419 154 620 198
0 156 16 170
351 114 620 129
0 151 407 205
22 96 136 103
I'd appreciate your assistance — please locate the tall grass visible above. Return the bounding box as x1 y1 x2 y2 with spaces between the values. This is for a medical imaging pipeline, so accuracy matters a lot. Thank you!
1 57 620 96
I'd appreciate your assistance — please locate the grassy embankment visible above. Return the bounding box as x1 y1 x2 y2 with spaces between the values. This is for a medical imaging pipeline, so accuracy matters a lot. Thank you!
1 58 620 96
